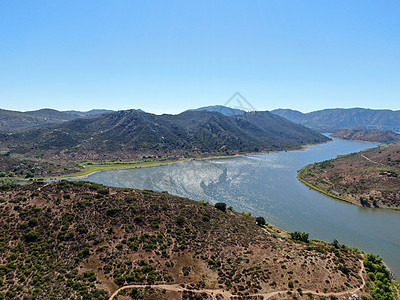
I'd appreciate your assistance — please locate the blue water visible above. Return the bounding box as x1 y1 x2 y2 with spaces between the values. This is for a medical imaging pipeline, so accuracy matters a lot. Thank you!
81 138 400 279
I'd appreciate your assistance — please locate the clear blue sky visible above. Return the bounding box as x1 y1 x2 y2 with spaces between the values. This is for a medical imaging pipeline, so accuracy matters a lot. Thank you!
1 0 399 114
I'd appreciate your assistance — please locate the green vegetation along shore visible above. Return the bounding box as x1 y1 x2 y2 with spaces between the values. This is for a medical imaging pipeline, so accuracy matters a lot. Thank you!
1 139 321 183
298 165 356 205
56 158 178 179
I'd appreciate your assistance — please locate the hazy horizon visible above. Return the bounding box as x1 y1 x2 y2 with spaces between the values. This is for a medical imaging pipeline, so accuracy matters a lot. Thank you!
2 105 400 116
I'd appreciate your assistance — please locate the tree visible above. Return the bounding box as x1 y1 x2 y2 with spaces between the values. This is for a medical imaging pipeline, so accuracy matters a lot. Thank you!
332 239 339 249
25 170 34 178
359 196 370 207
256 216 266 226
214 202 226 212
290 231 309 243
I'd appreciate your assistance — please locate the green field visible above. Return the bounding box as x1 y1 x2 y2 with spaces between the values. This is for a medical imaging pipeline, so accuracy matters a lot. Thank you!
53 158 182 179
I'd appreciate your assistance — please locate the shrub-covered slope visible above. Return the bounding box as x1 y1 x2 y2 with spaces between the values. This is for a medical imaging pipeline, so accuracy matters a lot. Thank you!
298 143 400 209
0 110 330 162
0 109 77 131
0 108 113 131
272 108 400 132
0 181 397 299
331 128 400 144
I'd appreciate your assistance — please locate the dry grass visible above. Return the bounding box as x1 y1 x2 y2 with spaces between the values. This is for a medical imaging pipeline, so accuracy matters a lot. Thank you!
299 143 400 209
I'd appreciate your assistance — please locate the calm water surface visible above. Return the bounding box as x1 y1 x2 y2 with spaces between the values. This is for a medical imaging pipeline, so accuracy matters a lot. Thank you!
82 138 400 278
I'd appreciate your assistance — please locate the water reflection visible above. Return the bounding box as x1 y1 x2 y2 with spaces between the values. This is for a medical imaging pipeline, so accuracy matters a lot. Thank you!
82 138 400 278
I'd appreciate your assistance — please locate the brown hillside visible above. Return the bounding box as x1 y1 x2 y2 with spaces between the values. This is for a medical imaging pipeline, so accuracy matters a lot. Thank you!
331 128 400 144
0 181 396 299
299 143 400 209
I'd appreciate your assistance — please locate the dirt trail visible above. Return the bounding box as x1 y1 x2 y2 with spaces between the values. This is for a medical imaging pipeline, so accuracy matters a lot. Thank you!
109 260 366 300
36 181 52 191
108 284 233 299
361 153 381 165
254 259 366 299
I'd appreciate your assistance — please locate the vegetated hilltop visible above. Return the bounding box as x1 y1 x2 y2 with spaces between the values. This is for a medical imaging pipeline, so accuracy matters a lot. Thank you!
1 181 397 299
187 105 246 116
0 109 77 131
331 128 400 144
272 108 400 132
0 109 330 163
0 108 113 131
298 143 400 209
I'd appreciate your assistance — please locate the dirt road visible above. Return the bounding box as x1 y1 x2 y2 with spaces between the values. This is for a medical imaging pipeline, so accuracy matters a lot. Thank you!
109 259 366 299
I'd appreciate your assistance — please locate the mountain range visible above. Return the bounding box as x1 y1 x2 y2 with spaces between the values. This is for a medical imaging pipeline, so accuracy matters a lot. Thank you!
271 108 400 132
0 108 114 131
0 109 329 161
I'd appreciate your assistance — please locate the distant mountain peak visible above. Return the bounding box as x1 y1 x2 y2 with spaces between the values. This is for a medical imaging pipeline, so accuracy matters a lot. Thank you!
223 91 257 112
187 105 246 116
64 109 114 117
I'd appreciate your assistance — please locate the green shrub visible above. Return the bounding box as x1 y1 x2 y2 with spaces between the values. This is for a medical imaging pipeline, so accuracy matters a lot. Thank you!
214 202 226 212
125 196 136 203
134 216 143 224
78 247 90 259
176 216 185 227
332 239 339 248
256 216 266 226
202 214 210 222
25 230 39 242
28 217 39 227
290 231 309 243
76 224 88 234
106 208 121 216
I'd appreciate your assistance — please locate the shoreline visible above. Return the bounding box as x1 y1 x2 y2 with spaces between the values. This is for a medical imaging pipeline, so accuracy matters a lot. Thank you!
297 165 400 212
8 140 400 283
34 141 330 181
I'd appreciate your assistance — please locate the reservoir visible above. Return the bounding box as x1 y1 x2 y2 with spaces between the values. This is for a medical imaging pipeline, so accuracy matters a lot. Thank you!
82 138 400 279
